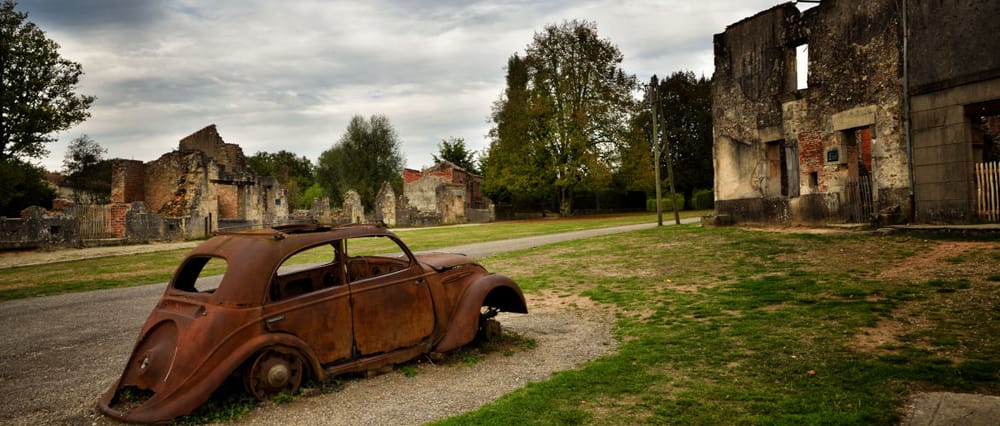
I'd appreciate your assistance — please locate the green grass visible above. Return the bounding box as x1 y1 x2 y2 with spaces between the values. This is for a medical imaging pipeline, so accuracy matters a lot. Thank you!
440 225 1000 425
6 216 996 423
0 212 700 301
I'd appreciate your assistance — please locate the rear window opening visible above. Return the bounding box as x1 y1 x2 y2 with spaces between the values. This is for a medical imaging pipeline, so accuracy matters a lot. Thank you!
172 256 228 293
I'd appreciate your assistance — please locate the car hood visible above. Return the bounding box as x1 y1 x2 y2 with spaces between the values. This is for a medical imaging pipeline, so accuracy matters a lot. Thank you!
416 252 478 271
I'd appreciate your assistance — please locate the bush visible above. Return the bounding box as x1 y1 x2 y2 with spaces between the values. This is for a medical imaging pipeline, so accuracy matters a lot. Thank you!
0 160 55 217
646 193 685 212
692 189 714 210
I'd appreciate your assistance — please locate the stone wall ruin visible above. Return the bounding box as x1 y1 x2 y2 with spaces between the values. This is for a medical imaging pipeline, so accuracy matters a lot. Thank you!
711 0 1000 225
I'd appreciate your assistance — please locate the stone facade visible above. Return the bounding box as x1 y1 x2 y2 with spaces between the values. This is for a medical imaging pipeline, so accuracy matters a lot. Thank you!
401 161 493 225
1 125 293 249
112 125 290 238
711 0 1000 225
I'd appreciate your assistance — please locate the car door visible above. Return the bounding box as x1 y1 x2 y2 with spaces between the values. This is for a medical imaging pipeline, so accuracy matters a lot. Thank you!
261 242 354 364
345 235 435 356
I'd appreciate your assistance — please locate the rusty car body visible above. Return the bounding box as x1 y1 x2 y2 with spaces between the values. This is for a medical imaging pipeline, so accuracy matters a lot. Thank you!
98 224 527 423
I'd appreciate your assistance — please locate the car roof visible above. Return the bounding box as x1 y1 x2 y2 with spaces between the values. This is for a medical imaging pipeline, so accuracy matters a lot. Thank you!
177 223 404 306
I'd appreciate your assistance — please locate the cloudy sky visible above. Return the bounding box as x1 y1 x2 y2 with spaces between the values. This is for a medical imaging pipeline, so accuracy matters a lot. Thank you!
15 0 801 173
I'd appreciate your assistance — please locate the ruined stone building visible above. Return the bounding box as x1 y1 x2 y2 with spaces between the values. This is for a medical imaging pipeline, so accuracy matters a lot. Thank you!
112 125 289 239
1 125 290 249
710 0 1000 225
400 161 494 225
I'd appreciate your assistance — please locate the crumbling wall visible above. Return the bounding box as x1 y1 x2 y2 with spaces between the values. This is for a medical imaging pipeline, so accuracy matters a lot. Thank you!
374 182 397 226
712 1 910 224
343 190 365 223
111 160 145 203
178 124 251 175
401 162 493 224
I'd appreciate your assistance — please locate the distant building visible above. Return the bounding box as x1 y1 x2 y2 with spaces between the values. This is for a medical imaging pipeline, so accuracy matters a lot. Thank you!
111 124 289 239
402 161 493 225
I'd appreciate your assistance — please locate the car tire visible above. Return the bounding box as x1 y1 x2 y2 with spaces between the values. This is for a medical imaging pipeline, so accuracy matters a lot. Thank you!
243 347 305 400
477 318 502 343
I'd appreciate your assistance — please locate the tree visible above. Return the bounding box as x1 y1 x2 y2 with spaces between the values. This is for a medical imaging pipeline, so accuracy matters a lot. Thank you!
316 114 405 209
248 150 315 209
61 134 111 204
1 1 95 161
432 137 478 174
0 158 54 216
483 54 550 206
485 21 637 216
652 71 713 206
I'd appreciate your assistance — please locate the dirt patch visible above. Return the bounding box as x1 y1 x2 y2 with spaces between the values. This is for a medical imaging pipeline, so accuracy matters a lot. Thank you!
878 241 999 282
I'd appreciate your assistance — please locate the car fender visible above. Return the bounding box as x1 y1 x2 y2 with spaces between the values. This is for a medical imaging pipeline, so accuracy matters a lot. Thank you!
434 273 527 353
99 333 321 424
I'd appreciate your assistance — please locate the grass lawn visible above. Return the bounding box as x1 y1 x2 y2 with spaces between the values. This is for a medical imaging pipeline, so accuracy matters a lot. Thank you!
0 212 704 301
4 216 997 424
439 225 1000 425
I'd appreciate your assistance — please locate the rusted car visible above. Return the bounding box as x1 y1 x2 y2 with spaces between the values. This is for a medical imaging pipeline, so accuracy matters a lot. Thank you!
99 223 527 423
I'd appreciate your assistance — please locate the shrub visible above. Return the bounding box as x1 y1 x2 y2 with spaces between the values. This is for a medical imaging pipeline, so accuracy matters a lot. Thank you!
692 189 714 210
647 193 685 212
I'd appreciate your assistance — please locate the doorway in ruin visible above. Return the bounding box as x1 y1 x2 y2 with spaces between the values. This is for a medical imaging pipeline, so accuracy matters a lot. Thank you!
968 100 1000 222
765 140 789 196
843 127 874 222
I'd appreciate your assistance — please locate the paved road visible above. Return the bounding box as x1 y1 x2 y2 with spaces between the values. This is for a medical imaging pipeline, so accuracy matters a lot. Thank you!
0 220 696 424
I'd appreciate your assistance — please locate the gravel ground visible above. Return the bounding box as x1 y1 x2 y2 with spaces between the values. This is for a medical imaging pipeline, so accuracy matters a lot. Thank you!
242 304 617 425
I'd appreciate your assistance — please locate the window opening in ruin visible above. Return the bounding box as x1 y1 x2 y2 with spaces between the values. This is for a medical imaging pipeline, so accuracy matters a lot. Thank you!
795 44 809 90
809 172 819 190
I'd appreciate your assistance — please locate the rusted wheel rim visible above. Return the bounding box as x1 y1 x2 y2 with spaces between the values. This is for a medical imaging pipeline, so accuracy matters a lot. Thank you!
478 318 502 342
244 348 304 400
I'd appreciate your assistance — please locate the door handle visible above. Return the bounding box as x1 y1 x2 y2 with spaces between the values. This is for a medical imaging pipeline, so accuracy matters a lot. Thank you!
265 315 285 324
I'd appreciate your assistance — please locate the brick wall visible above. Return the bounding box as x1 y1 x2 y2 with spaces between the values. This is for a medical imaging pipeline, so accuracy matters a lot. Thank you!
111 160 146 203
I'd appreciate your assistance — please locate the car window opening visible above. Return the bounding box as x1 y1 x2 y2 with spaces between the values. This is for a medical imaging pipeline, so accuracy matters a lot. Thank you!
173 256 228 293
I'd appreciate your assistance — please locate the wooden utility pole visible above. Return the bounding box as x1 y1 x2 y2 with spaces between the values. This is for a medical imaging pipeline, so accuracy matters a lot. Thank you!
662 116 681 225
649 78 663 227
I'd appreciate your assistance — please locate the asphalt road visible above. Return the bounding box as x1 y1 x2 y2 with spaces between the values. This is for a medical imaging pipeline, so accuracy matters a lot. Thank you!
0 219 696 424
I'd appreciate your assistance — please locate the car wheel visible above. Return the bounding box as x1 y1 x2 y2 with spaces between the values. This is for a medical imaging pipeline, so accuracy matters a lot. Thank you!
243 347 305 400
477 318 502 343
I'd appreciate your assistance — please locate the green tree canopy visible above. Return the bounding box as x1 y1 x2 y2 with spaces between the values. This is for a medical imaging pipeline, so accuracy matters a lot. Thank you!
248 150 315 209
648 71 713 204
484 20 637 216
0 158 54 216
61 134 111 204
432 137 478 174
316 114 405 209
1 0 95 161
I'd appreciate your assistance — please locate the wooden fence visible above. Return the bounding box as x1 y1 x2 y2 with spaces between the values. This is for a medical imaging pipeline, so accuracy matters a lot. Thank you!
977 161 1000 222
76 204 116 240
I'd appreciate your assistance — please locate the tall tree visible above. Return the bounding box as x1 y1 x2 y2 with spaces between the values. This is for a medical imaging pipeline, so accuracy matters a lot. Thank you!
485 21 637 216
483 54 549 205
316 114 405 209
248 150 315 209
1 0 95 161
653 71 713 205
432 137 478 174
61 134 111 204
